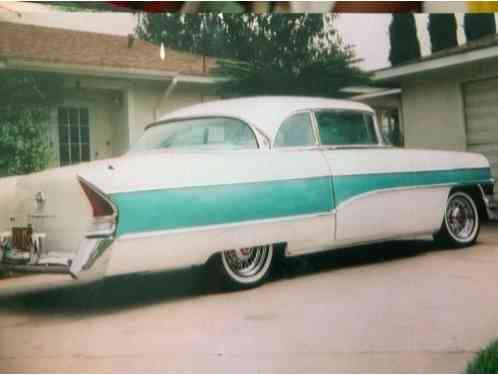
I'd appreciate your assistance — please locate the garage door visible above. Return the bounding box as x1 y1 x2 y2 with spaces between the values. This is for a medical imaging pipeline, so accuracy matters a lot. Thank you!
463 77 498 199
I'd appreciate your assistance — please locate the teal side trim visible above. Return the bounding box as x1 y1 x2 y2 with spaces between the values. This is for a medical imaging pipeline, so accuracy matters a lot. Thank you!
111 177 333 236
111 167 491 236
334 168 492 206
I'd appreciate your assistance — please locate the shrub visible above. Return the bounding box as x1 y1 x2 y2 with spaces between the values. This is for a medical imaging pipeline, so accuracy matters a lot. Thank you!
466 339 498 373
0 70 62 176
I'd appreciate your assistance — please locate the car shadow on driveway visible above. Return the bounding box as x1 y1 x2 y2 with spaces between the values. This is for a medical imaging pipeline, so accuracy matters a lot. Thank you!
0 238 452 317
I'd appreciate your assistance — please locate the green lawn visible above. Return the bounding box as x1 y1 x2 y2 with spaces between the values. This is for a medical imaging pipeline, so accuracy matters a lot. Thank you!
467 339 498 373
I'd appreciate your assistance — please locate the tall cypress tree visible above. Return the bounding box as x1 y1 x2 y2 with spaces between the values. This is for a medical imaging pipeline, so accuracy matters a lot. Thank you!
464 13 497 42
388 13 421 66
428 14 458 53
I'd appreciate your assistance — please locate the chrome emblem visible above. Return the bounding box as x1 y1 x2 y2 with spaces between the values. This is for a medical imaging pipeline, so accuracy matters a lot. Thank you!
35 191 46 210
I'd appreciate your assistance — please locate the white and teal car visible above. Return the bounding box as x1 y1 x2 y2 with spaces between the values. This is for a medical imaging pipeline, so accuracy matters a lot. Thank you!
0 96 496 291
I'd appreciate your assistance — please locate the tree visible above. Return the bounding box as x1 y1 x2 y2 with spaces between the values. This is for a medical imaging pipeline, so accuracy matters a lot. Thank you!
464 13 497 42
136 13 226 57
428 14 458 53
388 13 421 66
136 14 370 98
0 71 63 176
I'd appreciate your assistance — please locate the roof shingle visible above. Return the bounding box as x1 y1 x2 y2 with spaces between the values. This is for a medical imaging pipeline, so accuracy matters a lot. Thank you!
0 21 216 76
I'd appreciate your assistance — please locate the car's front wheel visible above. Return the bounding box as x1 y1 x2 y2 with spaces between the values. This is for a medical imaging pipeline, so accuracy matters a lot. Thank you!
434 190 480 248
212 244 274 290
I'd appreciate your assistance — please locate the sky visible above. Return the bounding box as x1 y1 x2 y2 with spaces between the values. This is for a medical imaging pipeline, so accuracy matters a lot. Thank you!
338 13 498 70
0 5 395 70
1 2 498 72
335 14 392 70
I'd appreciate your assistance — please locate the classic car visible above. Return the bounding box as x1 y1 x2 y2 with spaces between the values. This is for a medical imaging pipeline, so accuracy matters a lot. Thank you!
0 96 496 292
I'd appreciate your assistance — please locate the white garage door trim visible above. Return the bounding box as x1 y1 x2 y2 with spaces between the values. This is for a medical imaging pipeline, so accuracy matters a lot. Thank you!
463 76 498 199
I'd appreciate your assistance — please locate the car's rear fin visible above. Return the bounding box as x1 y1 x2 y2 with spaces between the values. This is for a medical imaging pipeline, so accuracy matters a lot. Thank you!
78 176 117 238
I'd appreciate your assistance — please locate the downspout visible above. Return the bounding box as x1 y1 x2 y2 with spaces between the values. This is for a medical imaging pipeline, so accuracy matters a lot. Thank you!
154 75 180 121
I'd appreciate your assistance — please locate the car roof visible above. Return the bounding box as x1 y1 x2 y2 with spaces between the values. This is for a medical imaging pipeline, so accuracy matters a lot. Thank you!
158 96 374 140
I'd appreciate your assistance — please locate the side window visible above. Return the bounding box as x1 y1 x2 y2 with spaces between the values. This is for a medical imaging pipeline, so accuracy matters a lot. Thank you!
316 111 378 146
274 113 316 148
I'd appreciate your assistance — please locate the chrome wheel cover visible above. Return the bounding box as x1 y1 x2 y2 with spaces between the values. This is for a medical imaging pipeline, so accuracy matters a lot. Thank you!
446 194 476 241
222 245 272 282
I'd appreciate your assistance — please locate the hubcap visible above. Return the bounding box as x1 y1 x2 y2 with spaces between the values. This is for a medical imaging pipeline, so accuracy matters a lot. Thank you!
223 245 271 278
446 195 476 240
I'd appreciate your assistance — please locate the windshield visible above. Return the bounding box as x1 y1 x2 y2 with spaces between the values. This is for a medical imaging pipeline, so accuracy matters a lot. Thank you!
132 117 259 152
315 110 379 146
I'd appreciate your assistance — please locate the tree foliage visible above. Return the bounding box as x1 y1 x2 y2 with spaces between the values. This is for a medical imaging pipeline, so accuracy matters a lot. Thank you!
428 14 458 53
136 13 226 57
136 14 370 98
464 13 497 42
466 339 498 373
388 13 421 66
0 71 63 176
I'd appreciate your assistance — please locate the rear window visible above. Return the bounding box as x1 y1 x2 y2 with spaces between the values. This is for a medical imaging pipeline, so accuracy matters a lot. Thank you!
315 111 378 146
132 117 258 152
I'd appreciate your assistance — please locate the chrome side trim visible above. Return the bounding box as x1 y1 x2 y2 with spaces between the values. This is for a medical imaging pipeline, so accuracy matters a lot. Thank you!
103 174 331 196
335 182 475 210
118 210 336 241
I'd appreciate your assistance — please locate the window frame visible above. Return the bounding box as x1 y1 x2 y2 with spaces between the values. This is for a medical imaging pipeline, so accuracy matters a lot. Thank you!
310 109 385 149
138 115 264 151
53 103 94 166
272 111 320 150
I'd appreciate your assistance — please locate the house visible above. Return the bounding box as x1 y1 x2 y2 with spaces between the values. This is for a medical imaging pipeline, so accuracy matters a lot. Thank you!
0 21 219 167
354 33 498 187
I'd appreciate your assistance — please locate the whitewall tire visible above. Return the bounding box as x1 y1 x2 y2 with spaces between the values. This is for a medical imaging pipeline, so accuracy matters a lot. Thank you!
434 191 480 248
214 244 274 290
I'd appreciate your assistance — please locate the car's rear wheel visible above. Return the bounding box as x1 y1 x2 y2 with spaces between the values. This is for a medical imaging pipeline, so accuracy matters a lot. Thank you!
434 191 480 248
212 244 274 290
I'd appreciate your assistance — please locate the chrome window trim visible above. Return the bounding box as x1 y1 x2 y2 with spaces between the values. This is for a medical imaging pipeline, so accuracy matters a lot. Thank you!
310 109 387 149
143 115 268 150
272 110 318 149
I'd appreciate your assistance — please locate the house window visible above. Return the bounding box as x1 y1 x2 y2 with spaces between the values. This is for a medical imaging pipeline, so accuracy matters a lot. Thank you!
57 107 90 166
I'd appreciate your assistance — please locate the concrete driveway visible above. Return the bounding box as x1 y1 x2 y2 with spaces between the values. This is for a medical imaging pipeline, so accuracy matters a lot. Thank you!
1 224 497 373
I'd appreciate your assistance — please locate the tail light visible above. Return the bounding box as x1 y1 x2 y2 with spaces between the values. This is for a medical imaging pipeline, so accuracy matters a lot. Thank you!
78 177 117 238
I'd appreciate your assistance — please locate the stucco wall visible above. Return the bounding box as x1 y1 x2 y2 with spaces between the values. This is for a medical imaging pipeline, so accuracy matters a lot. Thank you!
47 76 215 163
128 81 216 146
401 78 466 151
111 90 130 157
47 86 118 167
400 58 498 151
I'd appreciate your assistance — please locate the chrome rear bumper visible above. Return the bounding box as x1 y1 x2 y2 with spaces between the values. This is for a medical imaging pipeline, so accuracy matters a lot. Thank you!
0 236 114 296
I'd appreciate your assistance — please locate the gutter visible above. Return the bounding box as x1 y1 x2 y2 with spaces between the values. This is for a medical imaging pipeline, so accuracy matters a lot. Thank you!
153 74 227 121
350 88 401 101
374 44 498 82
3 58 224 84
154 76 180 121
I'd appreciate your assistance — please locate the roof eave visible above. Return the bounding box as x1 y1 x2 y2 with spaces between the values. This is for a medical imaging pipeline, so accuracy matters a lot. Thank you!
350 88 401 100
1 58 222 83
373 44 498 82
